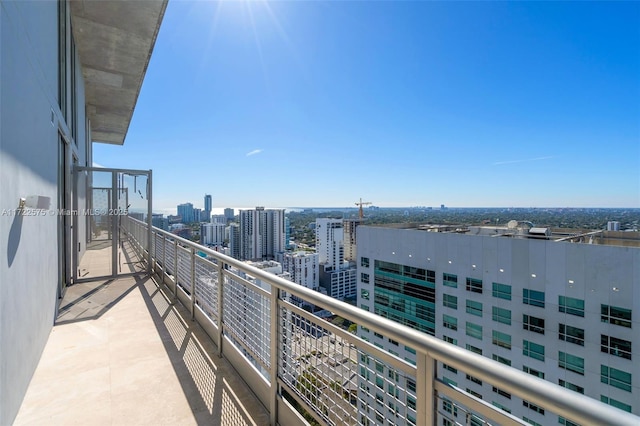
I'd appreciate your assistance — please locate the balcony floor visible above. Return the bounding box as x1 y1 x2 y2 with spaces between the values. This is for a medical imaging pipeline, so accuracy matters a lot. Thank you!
15 274 269 426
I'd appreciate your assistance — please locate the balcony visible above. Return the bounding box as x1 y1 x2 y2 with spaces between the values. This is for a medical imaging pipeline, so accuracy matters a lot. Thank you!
17 216 640 426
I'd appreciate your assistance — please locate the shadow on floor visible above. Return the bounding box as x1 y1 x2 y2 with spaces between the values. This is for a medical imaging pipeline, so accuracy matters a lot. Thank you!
56 277 139 326
138 277 270 426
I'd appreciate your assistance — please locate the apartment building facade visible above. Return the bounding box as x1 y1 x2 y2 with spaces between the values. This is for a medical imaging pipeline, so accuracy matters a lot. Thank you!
356 224 639 425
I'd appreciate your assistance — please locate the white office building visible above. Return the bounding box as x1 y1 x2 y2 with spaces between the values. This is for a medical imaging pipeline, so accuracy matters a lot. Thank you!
356 223 640 425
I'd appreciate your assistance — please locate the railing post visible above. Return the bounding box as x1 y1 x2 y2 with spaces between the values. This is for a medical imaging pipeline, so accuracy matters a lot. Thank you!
162 234 166 286
190 246 196 321
216 259 224 358
173 239 178 302
269 286 280 426
417 352 435 426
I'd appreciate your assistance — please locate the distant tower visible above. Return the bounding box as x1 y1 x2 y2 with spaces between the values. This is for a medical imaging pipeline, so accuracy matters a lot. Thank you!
238 207 286 260
203 194 212 222
177 202 194 223
224 208 235 222
228 223 240 259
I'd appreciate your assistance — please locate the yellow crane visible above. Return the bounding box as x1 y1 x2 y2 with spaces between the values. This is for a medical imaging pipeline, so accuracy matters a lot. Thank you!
355 198 372 219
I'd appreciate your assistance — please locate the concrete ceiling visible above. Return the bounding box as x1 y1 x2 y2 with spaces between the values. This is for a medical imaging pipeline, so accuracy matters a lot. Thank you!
70 0 168 145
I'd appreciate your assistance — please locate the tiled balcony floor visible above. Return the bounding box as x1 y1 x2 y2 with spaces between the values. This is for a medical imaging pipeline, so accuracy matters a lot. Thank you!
15 274 269 426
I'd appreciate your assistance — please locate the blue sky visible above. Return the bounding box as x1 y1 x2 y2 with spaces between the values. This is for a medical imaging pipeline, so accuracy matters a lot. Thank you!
94 1 640 213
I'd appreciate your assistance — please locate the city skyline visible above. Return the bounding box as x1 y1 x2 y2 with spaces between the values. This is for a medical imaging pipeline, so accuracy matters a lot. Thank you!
94 1 639 210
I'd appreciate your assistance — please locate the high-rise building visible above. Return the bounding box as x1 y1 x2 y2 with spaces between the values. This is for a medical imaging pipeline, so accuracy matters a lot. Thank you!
280 251 319 291
193 208 202 223
152 214 169 231
285 217 292 249
200 222 226 246
203 194 212 222
177 202 194 223
315 218 345 270
211 214 227 224
316 218 357 301
228 223 241 260
238 207 285 261
356 223 640 424
343 218 362 262
224 208 235 222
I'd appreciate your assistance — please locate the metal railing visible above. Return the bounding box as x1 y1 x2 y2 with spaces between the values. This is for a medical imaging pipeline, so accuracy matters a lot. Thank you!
123 216 639 426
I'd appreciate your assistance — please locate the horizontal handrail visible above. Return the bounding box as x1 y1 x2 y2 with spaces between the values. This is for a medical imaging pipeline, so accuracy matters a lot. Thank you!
126 216 640 426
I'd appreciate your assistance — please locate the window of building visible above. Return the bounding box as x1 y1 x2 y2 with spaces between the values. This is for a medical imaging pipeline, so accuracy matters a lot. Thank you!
601 365 632 392
523 400 545 415
376 376 384 389
464 388 482 399
523 417 542 426
492 282 511 300
443 335 457 346
443 273 457 288
523 365 544 379
492 330 511 349
443 377 457 386
523 315 545 334
492 306 511 325
523 289 545 308
374 331 383 339
361 289 370 300
601 335 632 360
466 374 482 386
442 399 458 416
443 314 457 330
600 395 632 413
361 257 370 268
361 273 370 284
466 344 482 355
559 324 584 346
443 363 457 374
558 351 584 375
466 322 482 340
426 269 436 284
406 378 416 393
601 305 632 328
466 278 483 294
559 379 584 394
466 300 482 317
443 294 457 309
361 304 370 311
492 401 511 413
492 354 511 366
492 386 511 399
558 417 580 426
523 340 544 361
558 296 584 317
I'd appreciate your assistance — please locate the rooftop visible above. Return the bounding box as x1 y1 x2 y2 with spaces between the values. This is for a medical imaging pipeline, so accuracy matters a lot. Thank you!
373 223 640 247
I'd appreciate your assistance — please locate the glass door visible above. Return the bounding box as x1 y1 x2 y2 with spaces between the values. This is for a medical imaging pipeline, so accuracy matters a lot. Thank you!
75 167 151 281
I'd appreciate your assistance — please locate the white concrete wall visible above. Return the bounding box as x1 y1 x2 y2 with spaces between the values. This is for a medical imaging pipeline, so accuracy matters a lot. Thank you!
0 1 88 422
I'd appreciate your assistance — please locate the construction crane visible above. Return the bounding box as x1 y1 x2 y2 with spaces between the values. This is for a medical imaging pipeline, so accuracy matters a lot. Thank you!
355 198 372 219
